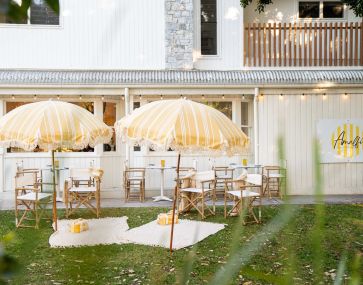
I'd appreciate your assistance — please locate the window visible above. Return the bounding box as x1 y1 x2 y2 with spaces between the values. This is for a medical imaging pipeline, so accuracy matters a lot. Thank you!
5 101 94 153
103 102 117 152
323 1 344 18
298 1 344 19
299 1 320 18
0 0 59 25
133 102 141 152
201 0 217 55
204 102 232 119
241 102 250 136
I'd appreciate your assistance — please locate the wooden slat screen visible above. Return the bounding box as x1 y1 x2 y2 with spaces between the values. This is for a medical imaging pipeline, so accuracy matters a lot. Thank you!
244 22 362 67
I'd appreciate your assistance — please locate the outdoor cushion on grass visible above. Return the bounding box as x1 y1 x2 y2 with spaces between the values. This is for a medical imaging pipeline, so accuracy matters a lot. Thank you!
123 219 226 250
49 217 129 248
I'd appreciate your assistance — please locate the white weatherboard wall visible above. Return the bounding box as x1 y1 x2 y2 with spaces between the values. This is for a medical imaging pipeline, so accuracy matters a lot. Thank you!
258 94 363 195
193 0 244 70
244 0 361 23
0 0 165 69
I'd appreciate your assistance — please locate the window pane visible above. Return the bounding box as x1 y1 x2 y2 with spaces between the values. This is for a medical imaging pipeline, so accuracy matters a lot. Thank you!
103 102 116 152
201 0 217 55
323 1 344 18
30 0 59 25
204 102 232 119
299 1 320 18
133 102 141 151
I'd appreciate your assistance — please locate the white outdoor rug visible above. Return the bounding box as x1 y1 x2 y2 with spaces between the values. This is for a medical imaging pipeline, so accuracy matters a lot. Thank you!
49 217 129 248
49 217 225 250
123 219 226 250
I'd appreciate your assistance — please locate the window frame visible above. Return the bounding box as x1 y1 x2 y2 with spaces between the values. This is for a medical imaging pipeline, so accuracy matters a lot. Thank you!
0 1 61 28
296 0 347 22
194 0 222 59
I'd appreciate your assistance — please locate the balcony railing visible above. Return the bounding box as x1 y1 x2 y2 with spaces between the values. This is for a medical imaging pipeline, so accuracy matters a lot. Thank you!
244 22 363 67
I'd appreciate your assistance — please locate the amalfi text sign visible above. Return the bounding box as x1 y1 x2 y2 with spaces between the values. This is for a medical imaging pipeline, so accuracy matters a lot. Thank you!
317 119 363 163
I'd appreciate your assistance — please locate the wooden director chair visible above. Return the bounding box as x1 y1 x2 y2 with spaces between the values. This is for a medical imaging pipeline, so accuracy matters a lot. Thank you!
224 173 263 224
263 166 286 199
15 169 52 229
64 168 103 218
123 166 146 202
178 170 216 219
213 166 234 197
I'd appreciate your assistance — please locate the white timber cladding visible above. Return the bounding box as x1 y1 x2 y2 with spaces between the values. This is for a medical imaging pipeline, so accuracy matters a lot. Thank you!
257 92 363 195
0 0 165 69
193 0 244 70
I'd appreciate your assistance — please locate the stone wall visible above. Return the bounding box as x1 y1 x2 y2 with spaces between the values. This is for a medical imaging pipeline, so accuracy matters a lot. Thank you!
165 0 194 69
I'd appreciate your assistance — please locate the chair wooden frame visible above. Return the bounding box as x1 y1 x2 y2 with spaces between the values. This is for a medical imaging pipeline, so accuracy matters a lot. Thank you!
123 167 146 202
14 170 52 229
214 166 234 195
263 166 286 199
178 173 216 219
224 179 262 225
64 169 103 218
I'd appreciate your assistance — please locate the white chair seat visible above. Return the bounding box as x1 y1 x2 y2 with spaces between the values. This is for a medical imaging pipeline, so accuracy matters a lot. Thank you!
181 187 213 194
17 192 52 201
217 174 232 179
228 190 260 198
268 173 284 178
245 174 263 186
69 186 97 193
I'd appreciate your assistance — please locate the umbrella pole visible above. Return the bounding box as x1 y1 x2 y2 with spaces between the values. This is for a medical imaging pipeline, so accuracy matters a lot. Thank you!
52 150 58 231
170 152 181 254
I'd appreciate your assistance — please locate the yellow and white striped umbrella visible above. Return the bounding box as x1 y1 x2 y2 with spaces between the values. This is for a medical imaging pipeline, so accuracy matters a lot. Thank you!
115 98 249 155
0 101 112 151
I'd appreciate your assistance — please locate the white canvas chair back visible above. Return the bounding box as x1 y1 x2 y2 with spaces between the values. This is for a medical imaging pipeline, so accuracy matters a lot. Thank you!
69 168 92 180
15 172 37 189
191 170 215 188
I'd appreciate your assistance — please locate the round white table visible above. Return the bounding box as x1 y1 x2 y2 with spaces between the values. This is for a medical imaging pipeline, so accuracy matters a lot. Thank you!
146 165 176 202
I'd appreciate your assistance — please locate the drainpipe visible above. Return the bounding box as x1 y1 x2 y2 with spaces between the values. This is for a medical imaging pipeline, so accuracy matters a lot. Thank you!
124 87 130 167
254 87 259 166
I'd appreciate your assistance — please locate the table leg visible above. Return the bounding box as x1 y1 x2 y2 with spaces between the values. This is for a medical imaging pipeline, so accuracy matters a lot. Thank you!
55 170 63 202
153 168 172 202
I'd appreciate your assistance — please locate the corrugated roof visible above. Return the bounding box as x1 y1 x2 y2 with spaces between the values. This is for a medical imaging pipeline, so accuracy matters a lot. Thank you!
0 69 362 85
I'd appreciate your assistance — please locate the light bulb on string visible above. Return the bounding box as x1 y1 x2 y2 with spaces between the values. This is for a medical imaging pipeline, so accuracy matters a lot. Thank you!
222 94 225 100
343 93 348 100
11 95 15 100
279 93 283 100
101 95 105 101
160 95 163 100
139 95 142 101
301 93 305 100
33 95 37 100
202 94 205 100
121 95 125 101
242 94 245 100
79 95 82 100
322 93 327 100
57 95 60 100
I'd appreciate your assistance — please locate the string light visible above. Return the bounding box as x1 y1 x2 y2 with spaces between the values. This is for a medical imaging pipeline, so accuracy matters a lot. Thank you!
57 95 60 100
242 94 245 100
139 95 142 101
343 93 348 99
301 93 305 100
322 93 327 100
79 95 82 100
121 95 125 101
260 93 264 100
180 94 183 99
101 95 105 101
160 95 163 100
33 94 37 100
11 95 15 100
202 94 205 100
222 94 225 100
279 93 283 100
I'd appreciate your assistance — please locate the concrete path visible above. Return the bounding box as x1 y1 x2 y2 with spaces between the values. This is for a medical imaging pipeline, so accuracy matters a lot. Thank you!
1 191 362 211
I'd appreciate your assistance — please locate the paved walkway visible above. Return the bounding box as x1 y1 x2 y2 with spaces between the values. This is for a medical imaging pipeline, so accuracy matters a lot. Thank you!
1 192 362 211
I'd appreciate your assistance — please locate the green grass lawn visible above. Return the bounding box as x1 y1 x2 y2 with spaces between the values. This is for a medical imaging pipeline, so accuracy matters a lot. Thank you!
0 204 362 285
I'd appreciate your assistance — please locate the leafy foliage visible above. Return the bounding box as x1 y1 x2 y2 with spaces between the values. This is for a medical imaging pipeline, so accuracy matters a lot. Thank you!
240 0 363 17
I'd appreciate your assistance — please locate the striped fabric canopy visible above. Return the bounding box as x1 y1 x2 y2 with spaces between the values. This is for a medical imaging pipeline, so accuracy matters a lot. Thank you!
0 101 112 151
115 99 249 155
